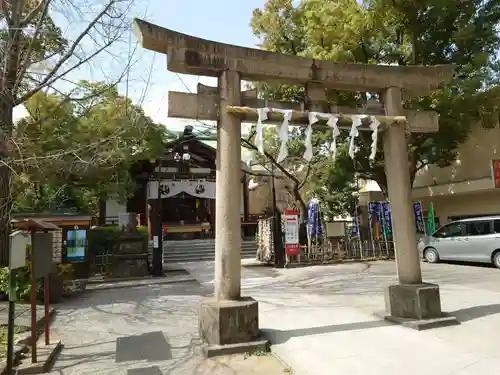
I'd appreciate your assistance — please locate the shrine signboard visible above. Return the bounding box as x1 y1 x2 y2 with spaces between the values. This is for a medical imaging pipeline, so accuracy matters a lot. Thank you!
284 209 300 256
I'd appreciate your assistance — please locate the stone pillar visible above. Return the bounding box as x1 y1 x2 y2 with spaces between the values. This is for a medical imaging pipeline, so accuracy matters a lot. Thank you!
214 69 242 301
198 70 265 356
381 87 457 329
383 87 422 285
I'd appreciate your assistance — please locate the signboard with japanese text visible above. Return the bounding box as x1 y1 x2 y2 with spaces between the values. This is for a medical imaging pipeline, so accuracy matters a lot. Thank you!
284 209 300 255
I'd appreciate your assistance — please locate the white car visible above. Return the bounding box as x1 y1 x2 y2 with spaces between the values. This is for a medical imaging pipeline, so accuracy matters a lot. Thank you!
418 216 500 269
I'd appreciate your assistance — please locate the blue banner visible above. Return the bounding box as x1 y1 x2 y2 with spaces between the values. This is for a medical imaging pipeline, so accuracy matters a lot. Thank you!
368 202 380 216
352 212 359 237
307 198 323 236
381 201 392 237
413 201 425 233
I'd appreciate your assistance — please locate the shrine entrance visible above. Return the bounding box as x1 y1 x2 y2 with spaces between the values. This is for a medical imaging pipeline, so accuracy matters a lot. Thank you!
154 179 215 240
133 18 457 353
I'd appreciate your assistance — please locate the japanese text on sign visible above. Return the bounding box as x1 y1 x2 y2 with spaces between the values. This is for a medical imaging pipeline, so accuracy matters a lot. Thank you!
284 209 300 255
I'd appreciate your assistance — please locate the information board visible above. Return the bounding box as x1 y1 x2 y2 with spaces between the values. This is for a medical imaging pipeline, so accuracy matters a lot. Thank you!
284 209 300 255
66 229 87 261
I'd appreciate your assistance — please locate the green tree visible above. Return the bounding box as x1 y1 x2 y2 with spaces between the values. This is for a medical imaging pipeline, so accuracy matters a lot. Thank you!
251 0 500 197
11 81 166 215
0 0 133 264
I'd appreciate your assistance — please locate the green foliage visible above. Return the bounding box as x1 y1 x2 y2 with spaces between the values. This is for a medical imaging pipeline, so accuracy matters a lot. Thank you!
88 226 149 262
88 226 121 256
11 81 167 214
306 145 359 220
0 266 42 302
251 0 500 201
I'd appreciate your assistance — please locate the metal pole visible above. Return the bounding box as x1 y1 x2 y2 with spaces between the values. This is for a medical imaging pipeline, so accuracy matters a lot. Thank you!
381 202 389 258
271 165 284 268
152 159 163 276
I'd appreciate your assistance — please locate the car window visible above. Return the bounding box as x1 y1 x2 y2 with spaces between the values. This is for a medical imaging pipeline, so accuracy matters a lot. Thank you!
433 222 466 238
494 220 500 233
466 221 493 236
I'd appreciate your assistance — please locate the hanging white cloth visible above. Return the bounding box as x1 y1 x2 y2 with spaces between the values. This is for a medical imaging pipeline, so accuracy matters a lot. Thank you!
275 109 292 163
348 115 364 159
369 116 381 160
304 112 320 161
147 180 217 200
255 107 269 155
327 115 340 159
183 180 216 199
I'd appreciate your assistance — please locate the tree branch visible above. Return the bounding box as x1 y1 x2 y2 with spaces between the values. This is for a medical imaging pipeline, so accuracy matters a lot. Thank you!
20 0 49 27
13 0 52 93
16 0 120 104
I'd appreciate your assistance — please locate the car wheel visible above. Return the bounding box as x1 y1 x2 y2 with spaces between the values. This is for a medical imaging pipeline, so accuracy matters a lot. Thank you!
493 252 500 269
424 248 439 263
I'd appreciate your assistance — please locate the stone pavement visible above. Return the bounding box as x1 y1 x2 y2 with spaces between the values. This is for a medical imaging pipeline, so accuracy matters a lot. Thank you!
46 278 287 375
181 260 500 375
0 303 49 327
47 280 206 375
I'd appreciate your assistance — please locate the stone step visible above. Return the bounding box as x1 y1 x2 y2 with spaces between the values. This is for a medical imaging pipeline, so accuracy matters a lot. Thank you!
163 238 257 246
148 239 257 263
162 246 256 254
163 253 256 263
163 242 257 249
163 249 256 260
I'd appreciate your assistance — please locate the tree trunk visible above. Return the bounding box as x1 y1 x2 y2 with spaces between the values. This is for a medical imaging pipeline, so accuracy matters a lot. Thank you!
0 102 14 266
292 185 307 223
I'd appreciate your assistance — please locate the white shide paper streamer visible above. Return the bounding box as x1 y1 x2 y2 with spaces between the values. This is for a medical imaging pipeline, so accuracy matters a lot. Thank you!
327 115 340 159
275 109 292 163
369 116 381 160
255 107 270 155
304 112 320 161
348 115 364 159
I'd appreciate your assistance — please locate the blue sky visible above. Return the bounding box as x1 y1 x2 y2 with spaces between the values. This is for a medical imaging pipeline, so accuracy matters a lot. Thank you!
130 0 265 131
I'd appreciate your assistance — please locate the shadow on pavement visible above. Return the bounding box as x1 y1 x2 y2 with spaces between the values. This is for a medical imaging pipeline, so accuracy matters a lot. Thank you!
450 303 500 322
437 260 496 269
262 319 390 344
57 280 206 311
127 365 163 374
116 331 172 362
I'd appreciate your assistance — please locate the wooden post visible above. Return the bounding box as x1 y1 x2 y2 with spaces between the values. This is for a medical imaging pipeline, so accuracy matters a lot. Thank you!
30 230 37 363
43 275 50 345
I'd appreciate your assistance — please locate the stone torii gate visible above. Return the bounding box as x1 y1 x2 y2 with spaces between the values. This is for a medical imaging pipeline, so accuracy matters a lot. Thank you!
133 19 457 353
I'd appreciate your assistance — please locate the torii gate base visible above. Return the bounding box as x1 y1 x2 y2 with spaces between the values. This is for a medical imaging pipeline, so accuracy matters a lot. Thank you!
199 298 268 357
381 284 458 330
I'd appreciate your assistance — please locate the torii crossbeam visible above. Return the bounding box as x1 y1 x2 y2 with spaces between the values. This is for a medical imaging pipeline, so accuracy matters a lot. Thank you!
133 18 458 354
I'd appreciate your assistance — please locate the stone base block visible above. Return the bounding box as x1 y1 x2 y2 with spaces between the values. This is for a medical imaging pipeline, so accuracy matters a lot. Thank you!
383 283 459 330
17 340 63 374
202 336 269 358
199 296 263 356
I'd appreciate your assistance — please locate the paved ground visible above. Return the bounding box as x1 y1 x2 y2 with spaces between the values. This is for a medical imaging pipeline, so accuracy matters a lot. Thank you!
47 278 288 375
0 303 49 327
181 260 500 375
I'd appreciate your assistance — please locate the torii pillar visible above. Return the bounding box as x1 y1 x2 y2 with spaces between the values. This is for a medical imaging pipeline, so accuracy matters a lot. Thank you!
132 18 458 351
381 88 458 328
